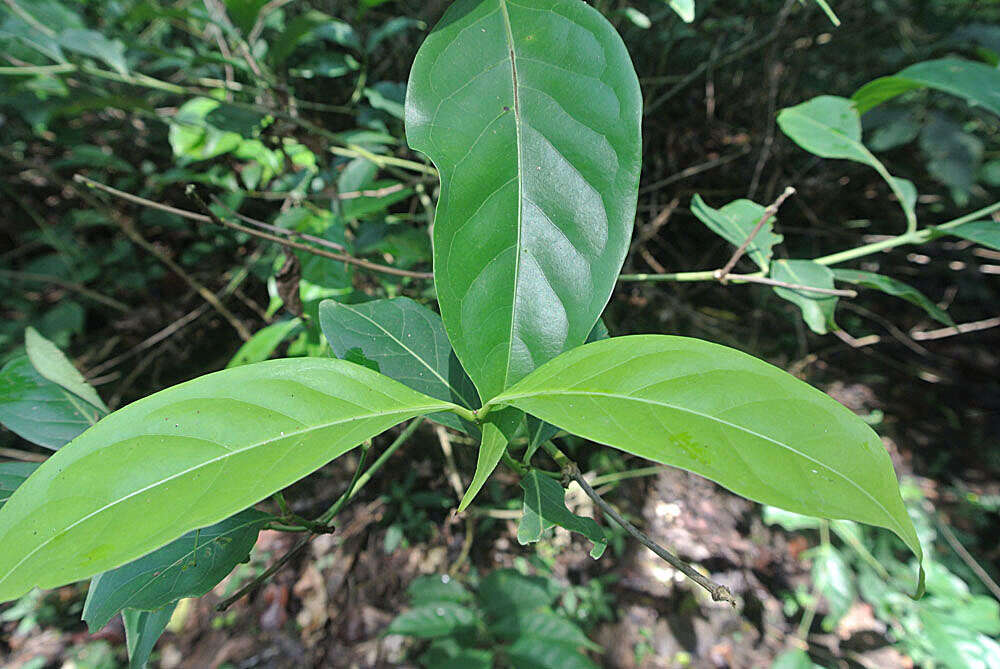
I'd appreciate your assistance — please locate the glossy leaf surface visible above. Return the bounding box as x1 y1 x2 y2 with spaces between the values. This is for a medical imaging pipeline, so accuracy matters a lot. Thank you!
517 469 606 558
0 358 460 603
405 0 642 401
777 96 915 229
771 260 839 334
0 356 103 449
25 326 108 412
853 58 1000 117
832 269 952 325
319 297 478 433
83 509 270 630
691 194 783 271
487 335 923 590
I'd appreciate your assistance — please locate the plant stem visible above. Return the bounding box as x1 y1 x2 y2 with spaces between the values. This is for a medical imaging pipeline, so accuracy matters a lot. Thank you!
541 442 735 606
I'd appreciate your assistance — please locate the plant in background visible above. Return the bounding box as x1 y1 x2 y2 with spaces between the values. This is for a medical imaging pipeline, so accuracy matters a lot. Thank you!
10 0 1000 666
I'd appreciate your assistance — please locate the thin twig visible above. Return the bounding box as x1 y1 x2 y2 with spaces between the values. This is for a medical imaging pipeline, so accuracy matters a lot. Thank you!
0 448 48 462
0 269 130 313
210 195 346 252
717 186 796 281
935 514 1000 602
910 316 1000 341
435 425 465 501
725 273 856 297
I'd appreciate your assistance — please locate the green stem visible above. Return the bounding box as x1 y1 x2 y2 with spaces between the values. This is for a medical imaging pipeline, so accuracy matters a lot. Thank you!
447 405 479 424
316 442 371 526
590 466 664 488
539 440 572 470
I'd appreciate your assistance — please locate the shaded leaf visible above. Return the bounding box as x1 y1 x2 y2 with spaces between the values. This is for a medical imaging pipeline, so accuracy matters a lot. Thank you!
690 194 784 271
490 609 598 650
853 58 1000 117
517 470 606 558
405 0 641 401
777 96 915 229
0 462 41 510
476 568 556 619
269 10 334 66
83 509 270 631
919 115 983 201
810 544 854 627
832 269 952 326
386 602 476 638
771 260 839 334
487 336 924 593
58 29 128 75
0 358 462 602
664 0 695 23
507 637 599 669
420 640 493 669
945 220 1000 251
407 574 473 607
25 326 107 411
122 604 175 669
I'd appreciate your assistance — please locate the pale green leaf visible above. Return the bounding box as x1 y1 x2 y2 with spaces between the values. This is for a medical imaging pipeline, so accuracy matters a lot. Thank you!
832 269 952 326
486 336 924 594
0 358 461 603
83 509 270 631
25 326 108 411
517 470 606 558
771 260 839 334
123 604 175 669
405 0 642 401
457 407 521 512
666 0 695 22
226 318 302 368
690 194 784 271
772 649 823 669
777 96 915 230
853 58 1000 117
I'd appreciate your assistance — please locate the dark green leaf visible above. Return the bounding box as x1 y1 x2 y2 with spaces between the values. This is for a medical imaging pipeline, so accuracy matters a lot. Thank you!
832 269 952 326
945 220 1000 251
405 0 642 401
419 639 493 669
406 574 473 607
367 16 423 53
476 568 556 619
771 260 839 334
268 10 334 66
853 58 1000 116
58 29 128 75
0 358 462 603
491 609 598 650
386 602 476 638
507 637 599 669
919 115 983 200
122 604 175 669
517 470 606 558
777 96 915 229
0 356 102 449
690 195 784 271
83 509 270 631
0 462 40 510
487 336 924 594
863 107 920 151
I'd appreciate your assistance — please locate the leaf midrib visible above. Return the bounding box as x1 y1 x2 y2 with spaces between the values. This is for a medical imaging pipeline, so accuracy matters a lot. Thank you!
0 402 451 589
492 388 906 537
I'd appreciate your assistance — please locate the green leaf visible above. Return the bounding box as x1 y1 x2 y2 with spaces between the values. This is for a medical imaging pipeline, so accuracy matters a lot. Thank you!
386 602 477 638
58 29 128 75
517 470 607 558
226 318 302 368
319 298 478 433
772 649 822 669
507 637 599 669
0 358 462 603
490 609 598 650
405 0 642 402
223 0 269 34
771 260 839 335
457 407 521 511
476 568 556 619
863 107 920 151
777 96 915 230
852 58 1000 117
945 220 1000 251
919 115 983 200
0 356 102 449
810 544 854 627
367 16 423 53
82 509 270 631
487 335 924 594
406 574 473 607
0 462 40 510
690 195 784 271
420 640 493 669
25 326 108 412
665 0 695 23
832 269 953 326
122 604 175 669
268 10 334 66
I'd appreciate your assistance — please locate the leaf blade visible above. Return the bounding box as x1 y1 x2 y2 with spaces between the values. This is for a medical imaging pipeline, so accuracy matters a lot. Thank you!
831 269 953 326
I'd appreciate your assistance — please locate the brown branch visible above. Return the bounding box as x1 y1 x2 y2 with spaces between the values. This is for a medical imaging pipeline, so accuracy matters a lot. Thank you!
73 175 431 280
910 316 1000 341
0 269 130 313
209 195 346 252
0 448 48 462
724 273 856 297
716 186 796 281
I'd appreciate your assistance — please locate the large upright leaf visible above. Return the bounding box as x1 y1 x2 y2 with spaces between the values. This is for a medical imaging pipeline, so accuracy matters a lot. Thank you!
777 96 916 230
25 326 108 412
690 194 784 271
83 509 271 631
405 0 642 402
486 336 924 593
853 58 1000 117
0 358 461 603
0 356 103 449
319 297 478 432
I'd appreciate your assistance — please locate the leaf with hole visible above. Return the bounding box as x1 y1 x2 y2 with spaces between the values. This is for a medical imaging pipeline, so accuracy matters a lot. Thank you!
690 194 784 271
852 58 1000 117
777 96 915 230
832 269 952 326
771 260 839 335
82 508 271 631
0 358 462 603
487 335 924 594
517 469 606 558
405 0 642 401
